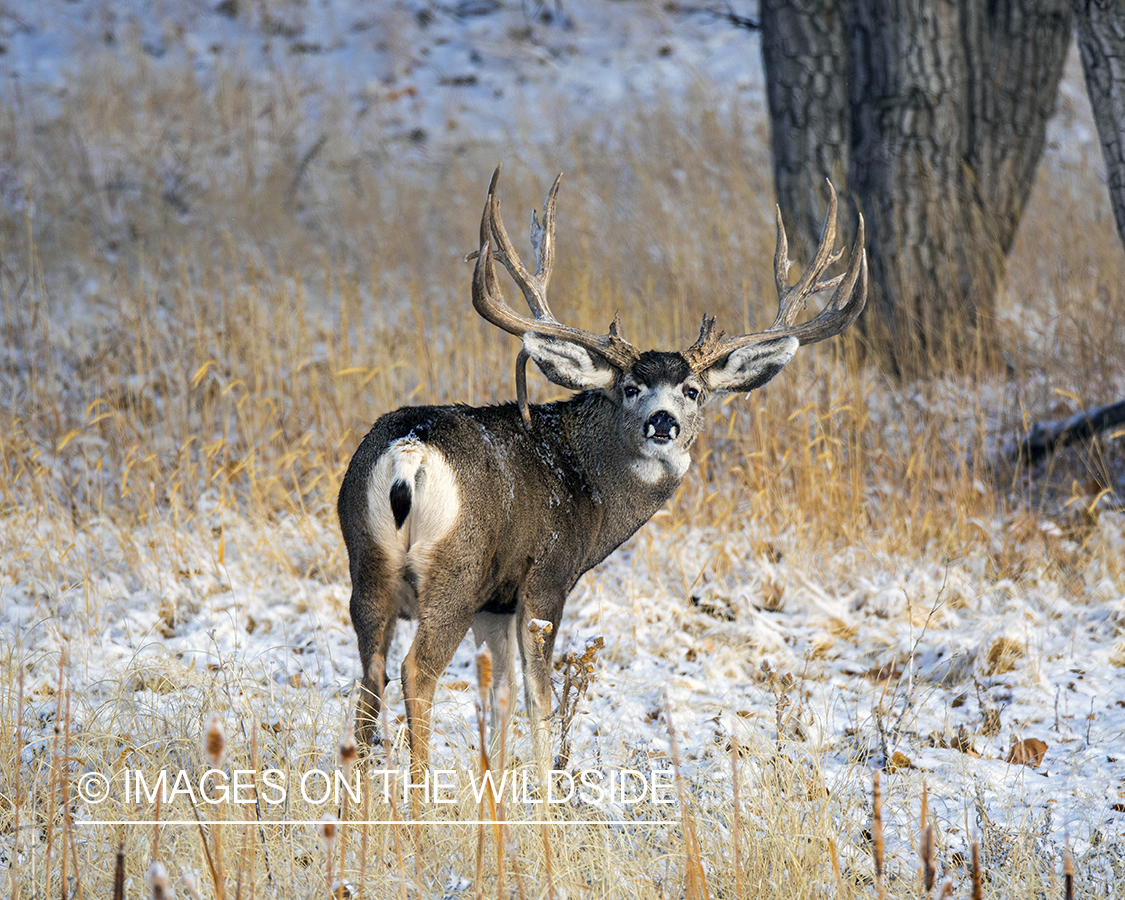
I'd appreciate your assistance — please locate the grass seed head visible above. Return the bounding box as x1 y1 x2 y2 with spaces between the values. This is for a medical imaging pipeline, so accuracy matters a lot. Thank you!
319 812 338 850
338 722 358 776
146 861 172 900
475 645 493 696
180 870 203 900
204 714 226 767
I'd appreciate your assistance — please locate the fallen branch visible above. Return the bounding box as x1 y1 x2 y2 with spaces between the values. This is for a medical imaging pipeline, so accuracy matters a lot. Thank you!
1009 398 1125 462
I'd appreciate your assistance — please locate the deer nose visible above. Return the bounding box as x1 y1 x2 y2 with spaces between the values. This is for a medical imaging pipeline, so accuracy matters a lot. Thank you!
645 411 680 443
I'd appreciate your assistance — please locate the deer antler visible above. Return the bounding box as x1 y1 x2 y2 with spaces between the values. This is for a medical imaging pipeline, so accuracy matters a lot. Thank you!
681 181 868 373
470 165 642 374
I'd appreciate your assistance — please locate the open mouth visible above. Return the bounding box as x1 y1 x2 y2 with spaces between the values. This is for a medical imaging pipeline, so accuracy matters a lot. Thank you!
645 424 678 444
645 412 680 445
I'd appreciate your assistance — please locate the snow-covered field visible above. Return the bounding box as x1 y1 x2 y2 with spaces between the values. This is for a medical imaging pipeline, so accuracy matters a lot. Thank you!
3 1 1125 896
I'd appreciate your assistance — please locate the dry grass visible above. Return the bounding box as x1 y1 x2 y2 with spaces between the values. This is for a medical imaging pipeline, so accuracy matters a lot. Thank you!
2 29 1124 900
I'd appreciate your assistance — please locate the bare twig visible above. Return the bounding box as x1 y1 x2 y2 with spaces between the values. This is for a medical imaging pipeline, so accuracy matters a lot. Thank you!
730 736 745 900
872 770 885 900
664 696 709 900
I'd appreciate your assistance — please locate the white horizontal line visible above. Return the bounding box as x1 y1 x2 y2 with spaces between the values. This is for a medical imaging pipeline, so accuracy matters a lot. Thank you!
77 819 673 827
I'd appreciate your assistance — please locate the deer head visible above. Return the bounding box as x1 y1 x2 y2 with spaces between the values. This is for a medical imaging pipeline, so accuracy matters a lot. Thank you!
470 164 867 481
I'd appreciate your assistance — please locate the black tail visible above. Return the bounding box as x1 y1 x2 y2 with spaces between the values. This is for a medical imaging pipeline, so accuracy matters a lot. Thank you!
389 479 411 530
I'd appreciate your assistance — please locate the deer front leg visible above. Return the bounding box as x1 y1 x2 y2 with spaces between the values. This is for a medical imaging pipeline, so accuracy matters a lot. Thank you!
471 611 518 754
518 604 561 787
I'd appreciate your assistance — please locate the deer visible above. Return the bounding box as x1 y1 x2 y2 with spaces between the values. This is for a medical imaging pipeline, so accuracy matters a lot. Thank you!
337 165 867 783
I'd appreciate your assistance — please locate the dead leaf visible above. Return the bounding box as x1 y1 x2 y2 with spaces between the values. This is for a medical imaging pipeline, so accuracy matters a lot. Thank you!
1006 737 1048 767
887 751 915 773
862 660 904 682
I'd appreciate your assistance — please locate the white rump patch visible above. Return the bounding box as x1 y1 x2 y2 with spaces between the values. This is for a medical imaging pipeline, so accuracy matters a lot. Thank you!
367 437 461 581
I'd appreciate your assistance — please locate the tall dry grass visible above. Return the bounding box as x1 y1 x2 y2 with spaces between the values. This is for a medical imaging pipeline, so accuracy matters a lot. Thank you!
1 30 1123 899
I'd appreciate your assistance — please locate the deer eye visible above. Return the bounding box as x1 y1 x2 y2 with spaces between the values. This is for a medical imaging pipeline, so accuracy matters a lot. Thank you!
683 386 699 401
623 386 640 399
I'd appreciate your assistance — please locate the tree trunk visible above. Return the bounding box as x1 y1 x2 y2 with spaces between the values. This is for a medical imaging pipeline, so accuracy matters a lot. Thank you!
759 0 1072 376
848 0 1072 375
1073 0 1125 252
759 0 853 264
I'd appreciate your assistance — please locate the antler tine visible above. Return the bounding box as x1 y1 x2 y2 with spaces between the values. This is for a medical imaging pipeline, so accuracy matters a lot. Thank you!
772 180 845 329
682 184 867 374
471 166 641 371
772 204 791 309
485 167 561 321
530 174 560 281
787 213 867 340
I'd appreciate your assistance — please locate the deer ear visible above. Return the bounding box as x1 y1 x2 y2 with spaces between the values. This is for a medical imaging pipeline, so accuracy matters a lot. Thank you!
703 336 799 395
523 333 618 391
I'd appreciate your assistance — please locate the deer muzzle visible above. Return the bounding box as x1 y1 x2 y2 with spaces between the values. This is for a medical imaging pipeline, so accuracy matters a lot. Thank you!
644 411 680 444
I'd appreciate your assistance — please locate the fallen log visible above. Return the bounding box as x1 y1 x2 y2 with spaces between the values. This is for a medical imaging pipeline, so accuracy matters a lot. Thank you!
1010 398 1125 462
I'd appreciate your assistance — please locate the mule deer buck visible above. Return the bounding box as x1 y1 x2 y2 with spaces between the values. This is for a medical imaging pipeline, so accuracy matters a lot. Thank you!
338 165 866 781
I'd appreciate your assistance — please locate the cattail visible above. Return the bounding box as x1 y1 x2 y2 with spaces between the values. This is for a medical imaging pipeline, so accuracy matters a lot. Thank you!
204 715 226 767
920 782 935 892
112 843 125 900
970 837 983 900
180 870 203 900
146 861 172 900
199 716 229 900
1063 840 1074 900
320 813 338 852
475 645 493 696
920 824 935 892
495 676 512 771
937 876 953 899
338 722 358 777
496 678 511 719
872 770 885 900
731 736 745 900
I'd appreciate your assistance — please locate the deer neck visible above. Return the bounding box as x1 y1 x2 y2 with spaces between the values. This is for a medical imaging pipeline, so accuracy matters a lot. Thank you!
551 391 688 555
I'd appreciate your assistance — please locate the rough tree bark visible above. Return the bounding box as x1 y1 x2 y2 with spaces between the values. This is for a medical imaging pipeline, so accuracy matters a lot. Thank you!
1073 0 1125 253
759 0 852 262
849 0 1071 373
759 0 1072 376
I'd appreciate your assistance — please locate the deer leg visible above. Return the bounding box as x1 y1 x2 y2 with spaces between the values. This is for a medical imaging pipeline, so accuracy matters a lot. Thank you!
350 553 398 747
402 598 476 784
471 611 518 754
517 604 561 786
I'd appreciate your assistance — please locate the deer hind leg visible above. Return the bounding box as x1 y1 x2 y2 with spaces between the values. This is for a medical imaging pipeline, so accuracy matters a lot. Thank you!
471 611 518 754
401 570 479 783
349 551 399 747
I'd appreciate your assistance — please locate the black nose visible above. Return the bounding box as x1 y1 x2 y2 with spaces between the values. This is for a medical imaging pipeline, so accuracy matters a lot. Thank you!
645 411 679 443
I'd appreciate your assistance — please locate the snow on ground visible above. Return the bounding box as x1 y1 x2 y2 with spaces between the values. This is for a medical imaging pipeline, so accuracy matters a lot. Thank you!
5 494 1125 875
2 0 1124 889
0 0 767 158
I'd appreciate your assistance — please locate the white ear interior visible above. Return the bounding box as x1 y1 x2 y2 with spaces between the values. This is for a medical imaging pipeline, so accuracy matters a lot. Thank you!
523 333 618 391
704 336 799 395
